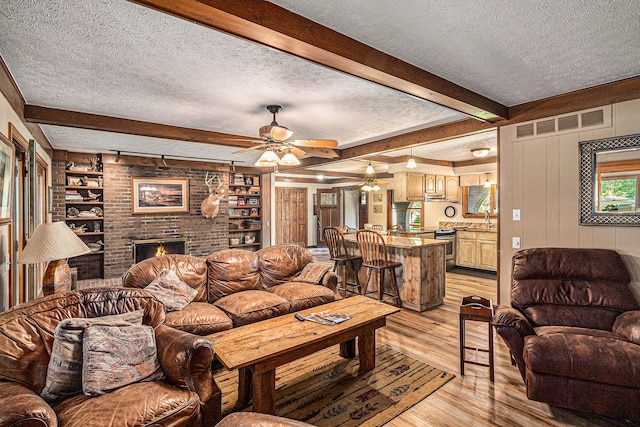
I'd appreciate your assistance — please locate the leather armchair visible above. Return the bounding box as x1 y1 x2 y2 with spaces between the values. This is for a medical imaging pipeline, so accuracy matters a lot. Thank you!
0 288 222 426
493 248 640 421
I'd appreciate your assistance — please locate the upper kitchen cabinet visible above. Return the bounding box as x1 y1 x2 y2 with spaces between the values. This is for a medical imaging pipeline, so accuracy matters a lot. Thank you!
394 172 424 202
445 176 460 201
425 174 436 194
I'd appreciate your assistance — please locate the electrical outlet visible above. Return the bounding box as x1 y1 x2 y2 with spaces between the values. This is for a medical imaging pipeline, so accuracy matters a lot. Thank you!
513 209 521 221
512 237 521 249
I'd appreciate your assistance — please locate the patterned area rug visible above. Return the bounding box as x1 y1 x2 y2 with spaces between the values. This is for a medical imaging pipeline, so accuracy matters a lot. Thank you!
214 345 455 427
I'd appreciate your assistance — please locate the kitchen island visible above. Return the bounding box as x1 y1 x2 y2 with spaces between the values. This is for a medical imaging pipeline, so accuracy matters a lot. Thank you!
342 234 446 311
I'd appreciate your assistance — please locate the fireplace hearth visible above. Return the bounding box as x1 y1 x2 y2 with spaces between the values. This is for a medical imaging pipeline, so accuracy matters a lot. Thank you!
132 238 187 264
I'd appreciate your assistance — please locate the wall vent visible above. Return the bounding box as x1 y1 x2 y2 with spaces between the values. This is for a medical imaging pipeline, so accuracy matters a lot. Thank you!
516 123 534 138
514 106 611 140
536 119 555 135
581 109 604 127
557 114 579 131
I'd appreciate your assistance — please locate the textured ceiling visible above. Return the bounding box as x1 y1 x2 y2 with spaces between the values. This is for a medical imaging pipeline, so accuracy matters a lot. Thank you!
270 0 640 106
1 0 638 172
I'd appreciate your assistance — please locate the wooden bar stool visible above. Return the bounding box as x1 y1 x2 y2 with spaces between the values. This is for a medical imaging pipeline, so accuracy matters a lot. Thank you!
356 230 402 307
459 295 494 381
323 226 362 297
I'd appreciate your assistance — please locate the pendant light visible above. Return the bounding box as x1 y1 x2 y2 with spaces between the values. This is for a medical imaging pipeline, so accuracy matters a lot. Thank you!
365 162 375 175
407 148 417 169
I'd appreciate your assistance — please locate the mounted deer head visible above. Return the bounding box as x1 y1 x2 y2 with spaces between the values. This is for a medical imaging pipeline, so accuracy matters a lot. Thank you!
200 172 225 219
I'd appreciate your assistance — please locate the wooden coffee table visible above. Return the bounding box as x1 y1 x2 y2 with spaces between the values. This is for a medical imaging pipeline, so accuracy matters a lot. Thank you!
207 295 400 414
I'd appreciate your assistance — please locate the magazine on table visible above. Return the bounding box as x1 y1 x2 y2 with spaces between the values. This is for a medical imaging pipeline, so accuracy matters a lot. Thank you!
297 310 352 325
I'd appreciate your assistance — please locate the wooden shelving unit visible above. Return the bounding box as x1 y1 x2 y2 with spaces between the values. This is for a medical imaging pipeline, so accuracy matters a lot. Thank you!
228 173 262 251
64 159 105 278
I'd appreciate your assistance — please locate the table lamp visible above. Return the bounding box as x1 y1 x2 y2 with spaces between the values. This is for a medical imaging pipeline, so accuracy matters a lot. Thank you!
18 221 91 296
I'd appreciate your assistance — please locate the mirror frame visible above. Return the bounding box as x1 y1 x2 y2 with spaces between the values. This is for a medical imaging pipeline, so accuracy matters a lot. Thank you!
579 133 640 226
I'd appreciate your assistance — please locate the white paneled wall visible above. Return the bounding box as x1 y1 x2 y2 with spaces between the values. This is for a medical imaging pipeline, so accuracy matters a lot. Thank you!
499 99 640 304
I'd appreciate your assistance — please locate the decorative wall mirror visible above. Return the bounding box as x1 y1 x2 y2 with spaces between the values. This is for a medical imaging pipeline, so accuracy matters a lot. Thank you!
579 133 640 225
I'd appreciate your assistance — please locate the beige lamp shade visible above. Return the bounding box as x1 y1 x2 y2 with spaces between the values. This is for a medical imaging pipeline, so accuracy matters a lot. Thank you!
18 221 91 264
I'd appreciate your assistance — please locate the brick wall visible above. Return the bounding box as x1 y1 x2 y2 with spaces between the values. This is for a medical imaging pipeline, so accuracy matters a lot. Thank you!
53 159 229 279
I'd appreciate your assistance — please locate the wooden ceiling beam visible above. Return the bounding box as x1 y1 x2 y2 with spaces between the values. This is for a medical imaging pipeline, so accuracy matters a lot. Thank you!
507 76 640 124
340 119 495 159
131 0 508 121
24 105 256 148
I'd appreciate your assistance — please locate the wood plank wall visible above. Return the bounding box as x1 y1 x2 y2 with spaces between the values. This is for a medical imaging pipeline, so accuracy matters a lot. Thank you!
499 99 640 304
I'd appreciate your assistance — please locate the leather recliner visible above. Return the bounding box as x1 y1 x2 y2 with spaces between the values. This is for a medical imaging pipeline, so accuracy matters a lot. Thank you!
493 248 640 421
0 288 222 426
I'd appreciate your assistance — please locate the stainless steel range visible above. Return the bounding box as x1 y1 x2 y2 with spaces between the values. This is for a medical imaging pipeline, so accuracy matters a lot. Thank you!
435 228 456 271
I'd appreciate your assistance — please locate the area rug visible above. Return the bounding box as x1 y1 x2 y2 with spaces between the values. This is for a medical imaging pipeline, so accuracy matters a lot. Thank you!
214 345 455 427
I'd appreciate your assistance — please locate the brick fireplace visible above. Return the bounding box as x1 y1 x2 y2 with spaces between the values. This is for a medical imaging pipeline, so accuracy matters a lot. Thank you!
132 238 187 264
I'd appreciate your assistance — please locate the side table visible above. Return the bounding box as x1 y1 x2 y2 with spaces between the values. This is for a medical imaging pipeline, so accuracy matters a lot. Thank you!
459 295 494 382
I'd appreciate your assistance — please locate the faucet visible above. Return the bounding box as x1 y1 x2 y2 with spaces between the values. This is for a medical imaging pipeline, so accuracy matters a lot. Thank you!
485 211 491 227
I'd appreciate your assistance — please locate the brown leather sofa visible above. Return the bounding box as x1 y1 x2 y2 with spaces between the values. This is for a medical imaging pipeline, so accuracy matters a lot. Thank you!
493 248 640 421
123 244 339 335
0 287 222 426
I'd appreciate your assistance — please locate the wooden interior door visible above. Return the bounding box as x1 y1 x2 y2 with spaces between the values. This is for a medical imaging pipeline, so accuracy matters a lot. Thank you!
275 187 307 246
316 188 340 246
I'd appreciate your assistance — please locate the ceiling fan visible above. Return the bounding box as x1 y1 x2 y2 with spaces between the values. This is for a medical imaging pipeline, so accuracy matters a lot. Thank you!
358 162 391 191
233 105 339 166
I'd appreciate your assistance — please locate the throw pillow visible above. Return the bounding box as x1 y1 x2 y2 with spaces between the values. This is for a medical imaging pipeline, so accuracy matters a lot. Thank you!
145 269 198 312
40 310 144 403
82 324 164 397
613 310 640 344
293 262 334 284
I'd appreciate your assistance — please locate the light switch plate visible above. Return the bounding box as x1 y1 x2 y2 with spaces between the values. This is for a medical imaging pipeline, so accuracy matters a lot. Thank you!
512 237 521 249
513 209 521 221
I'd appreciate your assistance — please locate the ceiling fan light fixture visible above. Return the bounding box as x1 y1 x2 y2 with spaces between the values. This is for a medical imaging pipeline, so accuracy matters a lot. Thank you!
279 151 300 165
365 162 375 175
255 149 280 167
270 126 294 141
471 148 491 158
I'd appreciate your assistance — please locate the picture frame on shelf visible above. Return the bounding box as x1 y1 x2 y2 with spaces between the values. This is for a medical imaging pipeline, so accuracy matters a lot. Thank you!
237 197 246 206
248 198 258 206
67 176 82 186
250 208 258 216
131 177 189 214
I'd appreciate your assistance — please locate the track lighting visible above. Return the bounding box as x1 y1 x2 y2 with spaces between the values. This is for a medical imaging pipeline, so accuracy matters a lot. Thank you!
161 155 167 167
115 151 121 163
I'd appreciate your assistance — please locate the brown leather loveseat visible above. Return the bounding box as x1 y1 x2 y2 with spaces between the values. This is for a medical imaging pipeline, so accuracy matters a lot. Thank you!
123 244 339 335
493 248 640 421
0 287 221 426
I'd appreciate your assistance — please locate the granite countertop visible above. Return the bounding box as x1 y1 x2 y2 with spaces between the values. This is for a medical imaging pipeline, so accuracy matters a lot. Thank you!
343 233 445 249
438 221 498 233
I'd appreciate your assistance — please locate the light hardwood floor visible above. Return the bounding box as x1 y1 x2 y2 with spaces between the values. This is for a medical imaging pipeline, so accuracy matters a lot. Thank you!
371 272 633 427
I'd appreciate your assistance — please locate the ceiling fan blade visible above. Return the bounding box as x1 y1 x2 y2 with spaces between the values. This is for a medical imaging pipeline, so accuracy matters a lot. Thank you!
290 147 306 157
270 126 294 141
298 146 339 158
291 139 338 148
232 144 266 154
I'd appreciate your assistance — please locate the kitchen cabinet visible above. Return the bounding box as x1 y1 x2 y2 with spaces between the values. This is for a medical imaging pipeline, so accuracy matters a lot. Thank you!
456 230 497 271
425 174 436 194
445 176 460 201
435 175 445 195
394 172 424 202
